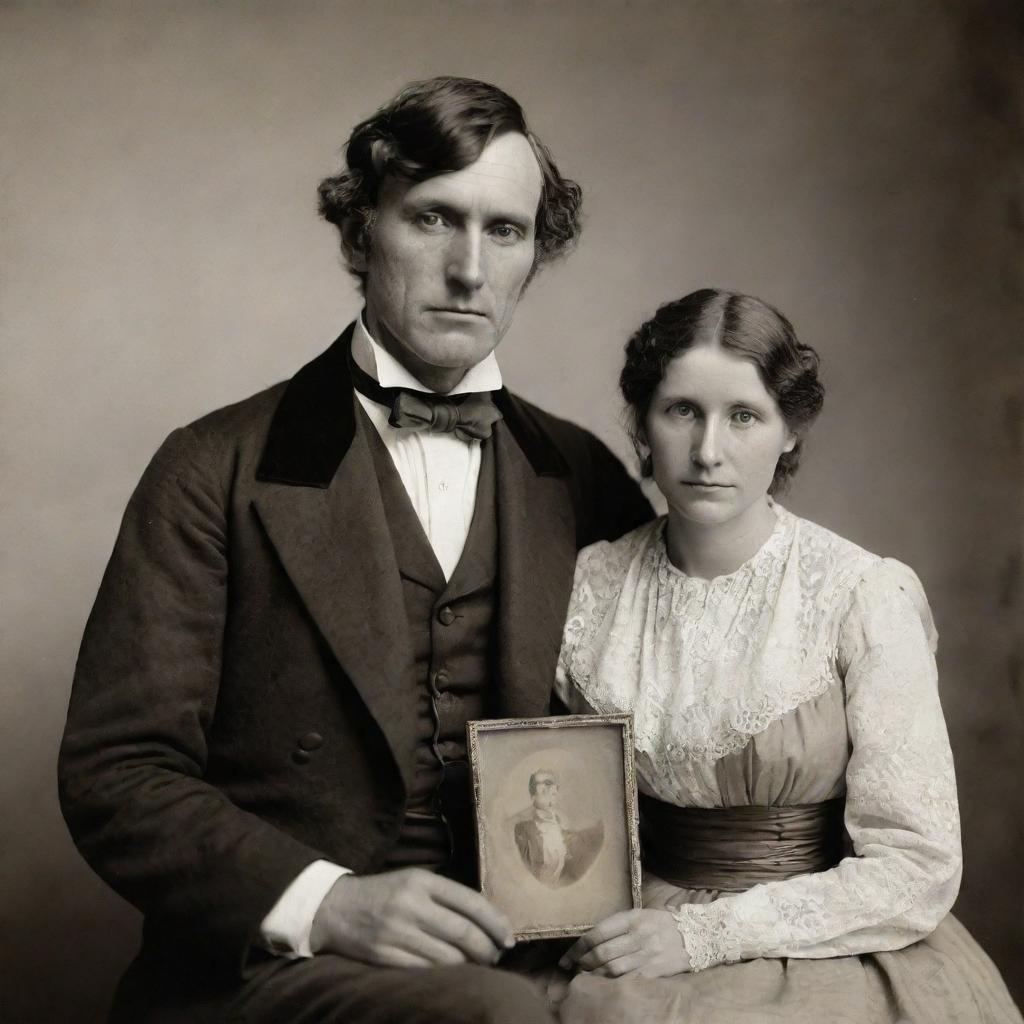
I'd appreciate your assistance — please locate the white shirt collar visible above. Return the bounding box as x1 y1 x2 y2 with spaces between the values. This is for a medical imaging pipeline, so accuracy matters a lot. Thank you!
352 312 503 395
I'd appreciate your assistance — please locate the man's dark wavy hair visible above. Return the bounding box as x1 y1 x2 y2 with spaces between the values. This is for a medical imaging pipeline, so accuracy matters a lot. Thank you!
317 76 583 286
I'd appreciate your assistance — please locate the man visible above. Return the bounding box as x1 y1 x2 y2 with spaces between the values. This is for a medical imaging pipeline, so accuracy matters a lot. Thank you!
59 77 651 1023
515 770 603 888
516 771 569 885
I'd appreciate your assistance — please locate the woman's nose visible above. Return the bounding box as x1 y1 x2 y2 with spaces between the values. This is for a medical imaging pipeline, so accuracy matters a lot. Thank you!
446 230 485 291
692 419 723 467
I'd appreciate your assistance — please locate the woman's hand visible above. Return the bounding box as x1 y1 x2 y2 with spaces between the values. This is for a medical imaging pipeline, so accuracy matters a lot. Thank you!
559 909 692 978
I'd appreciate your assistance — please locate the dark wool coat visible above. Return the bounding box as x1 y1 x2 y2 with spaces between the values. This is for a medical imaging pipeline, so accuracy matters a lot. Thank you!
58 325 652 1014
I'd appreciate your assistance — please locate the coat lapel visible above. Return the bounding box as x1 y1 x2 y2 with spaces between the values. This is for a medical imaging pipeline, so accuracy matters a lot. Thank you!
250 332 582 781
252 327 418 793
493 394 578 718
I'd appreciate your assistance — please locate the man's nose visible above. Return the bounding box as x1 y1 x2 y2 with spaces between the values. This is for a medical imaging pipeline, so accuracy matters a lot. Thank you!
692 418 724 468
446 230 485 292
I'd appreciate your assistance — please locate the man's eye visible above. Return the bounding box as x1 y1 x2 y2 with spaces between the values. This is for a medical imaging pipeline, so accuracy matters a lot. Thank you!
491 223 523 243
416 212 445 229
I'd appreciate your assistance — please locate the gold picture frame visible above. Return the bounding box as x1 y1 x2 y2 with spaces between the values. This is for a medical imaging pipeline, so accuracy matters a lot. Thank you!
467 714 642 941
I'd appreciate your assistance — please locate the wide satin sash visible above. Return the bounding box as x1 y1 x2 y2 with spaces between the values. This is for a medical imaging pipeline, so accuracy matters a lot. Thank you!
640 795 846 893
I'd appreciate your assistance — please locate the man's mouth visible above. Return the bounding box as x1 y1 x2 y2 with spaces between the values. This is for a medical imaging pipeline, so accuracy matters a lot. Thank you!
430 306 487 317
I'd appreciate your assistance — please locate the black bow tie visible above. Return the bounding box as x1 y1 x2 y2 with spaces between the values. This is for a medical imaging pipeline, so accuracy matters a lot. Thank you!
349 354 503 442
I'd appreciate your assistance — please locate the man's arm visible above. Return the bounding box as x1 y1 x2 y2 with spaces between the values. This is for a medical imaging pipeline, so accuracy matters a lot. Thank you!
60 424 515 973
578 430 654 545
59 426 325 975
260 860 352 957
517 398 653 547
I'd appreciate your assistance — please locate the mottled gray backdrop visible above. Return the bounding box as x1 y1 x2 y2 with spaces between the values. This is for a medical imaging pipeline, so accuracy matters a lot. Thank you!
2 1 1021 1020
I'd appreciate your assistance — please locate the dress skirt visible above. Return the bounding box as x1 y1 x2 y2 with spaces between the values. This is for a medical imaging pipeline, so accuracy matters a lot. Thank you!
553 903 1021 1024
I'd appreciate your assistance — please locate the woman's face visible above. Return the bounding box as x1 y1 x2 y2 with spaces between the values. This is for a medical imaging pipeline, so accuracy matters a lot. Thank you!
644 344 796 530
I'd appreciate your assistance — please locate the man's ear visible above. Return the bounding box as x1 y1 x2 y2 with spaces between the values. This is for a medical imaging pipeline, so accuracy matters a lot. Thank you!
340 215 371 273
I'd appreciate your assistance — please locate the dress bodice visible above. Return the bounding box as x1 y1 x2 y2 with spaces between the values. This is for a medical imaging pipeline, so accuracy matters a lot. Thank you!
556 505 936 808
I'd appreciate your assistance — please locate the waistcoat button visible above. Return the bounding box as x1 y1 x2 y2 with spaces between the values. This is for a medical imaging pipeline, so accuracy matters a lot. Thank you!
299 732 323 751
437 606 456 626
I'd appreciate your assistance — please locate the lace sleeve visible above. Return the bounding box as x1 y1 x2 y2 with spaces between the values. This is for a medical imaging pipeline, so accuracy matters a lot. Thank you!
671 561 962 970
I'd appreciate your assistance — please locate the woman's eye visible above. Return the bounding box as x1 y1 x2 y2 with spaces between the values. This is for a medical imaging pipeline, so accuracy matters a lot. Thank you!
733 410 756 425
671 403 696 418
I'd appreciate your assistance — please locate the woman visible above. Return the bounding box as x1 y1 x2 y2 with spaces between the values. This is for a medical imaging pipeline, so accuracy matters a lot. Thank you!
551 290 1020 1022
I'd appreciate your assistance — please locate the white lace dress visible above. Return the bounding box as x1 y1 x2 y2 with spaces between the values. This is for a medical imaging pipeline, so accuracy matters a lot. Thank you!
552 505 1020 1023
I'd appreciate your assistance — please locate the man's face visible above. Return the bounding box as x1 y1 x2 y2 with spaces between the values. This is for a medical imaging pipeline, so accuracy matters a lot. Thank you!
531 773 559 812
351 132 543 392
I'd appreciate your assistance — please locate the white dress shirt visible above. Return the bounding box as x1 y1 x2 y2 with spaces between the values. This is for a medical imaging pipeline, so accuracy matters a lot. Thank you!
532 809 568 885
260 314 502 957
349 314 502 580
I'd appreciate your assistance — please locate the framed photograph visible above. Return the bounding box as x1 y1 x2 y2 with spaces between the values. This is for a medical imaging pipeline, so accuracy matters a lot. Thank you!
467 713 641 940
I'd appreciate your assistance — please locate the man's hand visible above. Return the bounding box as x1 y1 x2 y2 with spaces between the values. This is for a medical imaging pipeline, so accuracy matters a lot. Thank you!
309 868 514 968
559 909 691 978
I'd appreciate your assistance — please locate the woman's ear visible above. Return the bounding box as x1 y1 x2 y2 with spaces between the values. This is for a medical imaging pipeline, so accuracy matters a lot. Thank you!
782 430 798 454
634 429 653 477
340 215 371 273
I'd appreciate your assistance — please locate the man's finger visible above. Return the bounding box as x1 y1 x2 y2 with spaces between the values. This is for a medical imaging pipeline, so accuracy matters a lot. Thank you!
362 939 441 969
416 902 505 965
382 923 471 968
425 874 514 949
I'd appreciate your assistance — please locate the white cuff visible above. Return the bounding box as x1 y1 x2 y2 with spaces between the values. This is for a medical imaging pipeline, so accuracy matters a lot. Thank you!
259 860 351 958
669 902 744 972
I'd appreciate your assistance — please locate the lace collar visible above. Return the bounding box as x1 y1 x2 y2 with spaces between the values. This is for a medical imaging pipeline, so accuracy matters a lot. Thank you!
651 503 793 597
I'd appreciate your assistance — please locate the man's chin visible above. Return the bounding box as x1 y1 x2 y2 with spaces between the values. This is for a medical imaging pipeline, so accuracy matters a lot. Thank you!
410 334 498 372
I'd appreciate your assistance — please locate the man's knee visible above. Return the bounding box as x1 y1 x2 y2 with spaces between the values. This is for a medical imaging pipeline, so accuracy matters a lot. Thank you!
437 963 556 1024
232 956 556 1024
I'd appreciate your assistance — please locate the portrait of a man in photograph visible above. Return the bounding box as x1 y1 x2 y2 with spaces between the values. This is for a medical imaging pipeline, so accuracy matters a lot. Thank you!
512 769 605 888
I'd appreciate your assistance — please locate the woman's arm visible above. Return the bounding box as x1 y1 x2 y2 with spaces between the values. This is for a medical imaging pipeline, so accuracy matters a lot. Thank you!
669 562 962 969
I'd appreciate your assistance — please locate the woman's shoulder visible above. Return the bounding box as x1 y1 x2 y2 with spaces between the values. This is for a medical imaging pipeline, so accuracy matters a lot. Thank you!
785 509 936 648
575 516 665 575
785 508 876 571
566 518 666 616
788 510 920 584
